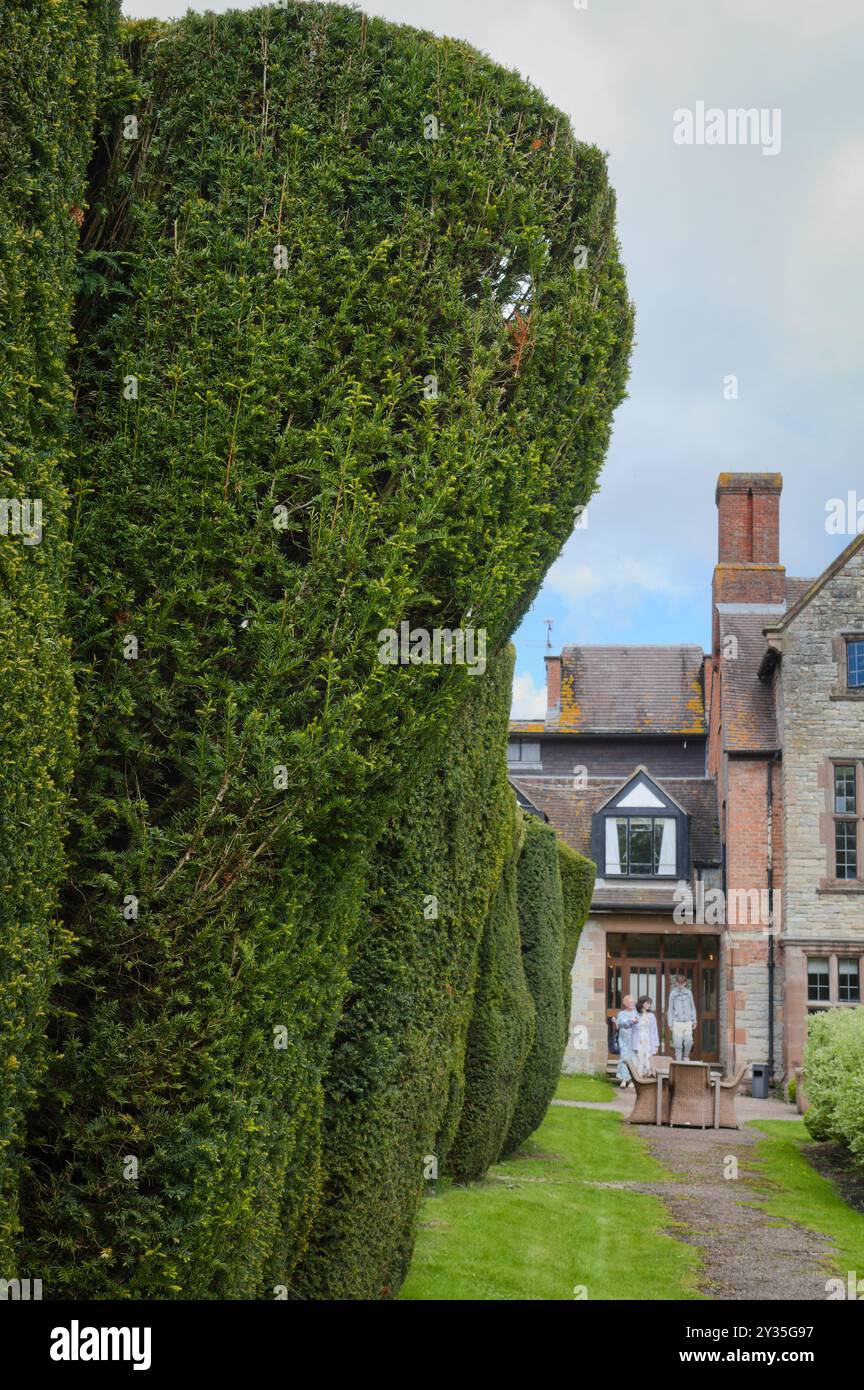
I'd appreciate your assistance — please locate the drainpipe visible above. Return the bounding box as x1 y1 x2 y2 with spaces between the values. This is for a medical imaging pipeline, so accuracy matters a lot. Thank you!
766 753 781 1086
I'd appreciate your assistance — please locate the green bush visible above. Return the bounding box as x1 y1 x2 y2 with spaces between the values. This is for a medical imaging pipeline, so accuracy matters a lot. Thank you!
0 0 121 1275
500 818 566 1157
557 839 595 1042
804 1009 864 1169
445 800 534 1179
18 2 631 1297
292 647 515 1300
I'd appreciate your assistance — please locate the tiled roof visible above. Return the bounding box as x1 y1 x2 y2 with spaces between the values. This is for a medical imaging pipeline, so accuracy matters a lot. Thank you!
716 577 814 752
717 611 779 752
549 645 707 736
509 774 721 867
785 577 815 608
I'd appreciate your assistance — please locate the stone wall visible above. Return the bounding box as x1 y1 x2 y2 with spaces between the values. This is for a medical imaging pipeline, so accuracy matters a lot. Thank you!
777 543 864 1073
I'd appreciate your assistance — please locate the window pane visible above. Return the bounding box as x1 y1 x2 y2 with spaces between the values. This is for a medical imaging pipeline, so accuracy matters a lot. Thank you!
847 640 864 688
701 1018 718 1056
629 818 653 873
834 765 857 813
627 934 662 956
506 741 520 763
835 820 858 879
606 965 622 1010
807 958 830 1002
701 967 717 1014
839 959 861 1003
521 741 541 765
615 818 628 874
654 818 676 873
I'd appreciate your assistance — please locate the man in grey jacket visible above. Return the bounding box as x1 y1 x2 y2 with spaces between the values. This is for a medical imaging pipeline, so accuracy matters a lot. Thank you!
667 973 697 1060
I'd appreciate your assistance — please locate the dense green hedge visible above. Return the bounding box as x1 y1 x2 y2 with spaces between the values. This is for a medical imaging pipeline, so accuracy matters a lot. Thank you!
803 1009 864 1169
0 0 121 1275
557 839 595 1041
501 817 566 1157
15 2 630 1297
445 799 534 1179
292 647 515 1300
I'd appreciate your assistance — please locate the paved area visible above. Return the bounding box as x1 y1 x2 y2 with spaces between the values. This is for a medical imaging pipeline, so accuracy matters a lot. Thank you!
553 1090 839 1300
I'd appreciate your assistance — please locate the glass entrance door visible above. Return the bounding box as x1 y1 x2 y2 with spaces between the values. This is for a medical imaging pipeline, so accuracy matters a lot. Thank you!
605 934 720 1062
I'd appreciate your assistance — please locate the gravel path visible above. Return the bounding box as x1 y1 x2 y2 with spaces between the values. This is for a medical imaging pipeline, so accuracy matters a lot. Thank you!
553 1091 838 1300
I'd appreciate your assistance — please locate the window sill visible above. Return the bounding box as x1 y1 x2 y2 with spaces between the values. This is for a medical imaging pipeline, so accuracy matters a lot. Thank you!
817 880 864 894
829 690 864 701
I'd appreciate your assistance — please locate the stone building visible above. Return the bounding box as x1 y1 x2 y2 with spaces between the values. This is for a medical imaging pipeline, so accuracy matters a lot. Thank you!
510 472 864 1079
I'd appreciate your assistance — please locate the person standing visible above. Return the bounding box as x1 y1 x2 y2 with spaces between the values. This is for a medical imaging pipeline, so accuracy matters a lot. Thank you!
614 994 639 1087
635 995 660 1076
667 973 697 1060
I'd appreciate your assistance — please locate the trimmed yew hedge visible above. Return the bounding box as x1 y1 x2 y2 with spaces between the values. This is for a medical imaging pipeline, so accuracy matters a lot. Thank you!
501 817 567 1157
292 646 515 1300
445 798 534 1180
0 0 120 1275
14 1 631 1296
558 839 595 1040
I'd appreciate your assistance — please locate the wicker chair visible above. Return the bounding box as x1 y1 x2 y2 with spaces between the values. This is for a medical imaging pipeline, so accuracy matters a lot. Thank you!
717 1062 747 1129
651 1054 673 1077
668 1061 714 1129
625 1059 670 1124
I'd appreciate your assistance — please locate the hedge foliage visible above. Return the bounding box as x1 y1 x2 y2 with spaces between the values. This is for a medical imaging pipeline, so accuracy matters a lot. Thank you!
292 646 515 1300
445 797 534 1180
0 0 121 1275
557 839 595 1041
803 1008 864 1170
501 818 566 1157
12 1 631 1296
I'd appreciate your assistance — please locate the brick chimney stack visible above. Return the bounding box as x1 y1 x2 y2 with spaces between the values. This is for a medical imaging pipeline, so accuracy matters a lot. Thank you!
712 472 785 656
545 653 562 724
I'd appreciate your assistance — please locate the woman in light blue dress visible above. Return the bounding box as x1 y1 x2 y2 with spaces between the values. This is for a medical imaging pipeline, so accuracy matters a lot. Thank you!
615 994 639 1087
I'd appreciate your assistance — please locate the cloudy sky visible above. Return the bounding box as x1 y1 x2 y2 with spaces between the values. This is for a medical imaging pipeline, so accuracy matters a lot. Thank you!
122 1 864 718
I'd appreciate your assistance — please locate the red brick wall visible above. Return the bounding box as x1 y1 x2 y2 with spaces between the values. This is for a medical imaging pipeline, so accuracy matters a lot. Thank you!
545 654 562 715
716 472 781 564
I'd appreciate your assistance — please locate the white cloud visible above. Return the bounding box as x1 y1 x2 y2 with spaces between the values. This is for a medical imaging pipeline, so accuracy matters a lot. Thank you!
781 139 864 372
545 551 689 604
511 670 546 720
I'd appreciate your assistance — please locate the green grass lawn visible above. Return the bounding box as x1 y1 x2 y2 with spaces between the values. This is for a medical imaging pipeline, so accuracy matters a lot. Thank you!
399 1079 701 1301
747 1120 864 1279
555 1072 617 1103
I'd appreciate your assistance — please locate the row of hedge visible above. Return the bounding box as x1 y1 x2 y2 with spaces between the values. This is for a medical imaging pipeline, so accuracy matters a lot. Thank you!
803 1009 864 1171
292 647 517 1299
293 645 595 1297
8 1 627 1296
0 0 121 1274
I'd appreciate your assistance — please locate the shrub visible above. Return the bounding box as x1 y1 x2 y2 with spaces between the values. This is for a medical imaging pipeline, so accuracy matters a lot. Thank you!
804 1008 864 1169
20 2 631 1296
500 818 566 1157
292 647 514 1300
557 839 595 1042
445 800 534 1179
0 0 120 1275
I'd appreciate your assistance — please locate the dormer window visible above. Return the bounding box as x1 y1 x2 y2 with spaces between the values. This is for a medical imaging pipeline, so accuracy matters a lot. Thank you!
591 770 689 880
606 816 677 876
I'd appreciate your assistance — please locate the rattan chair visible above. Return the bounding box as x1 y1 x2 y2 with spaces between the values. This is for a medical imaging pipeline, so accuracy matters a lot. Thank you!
625 1059 670 1124
668 1060 714 1129
717 1062 747 1128
651 1054 673 1077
